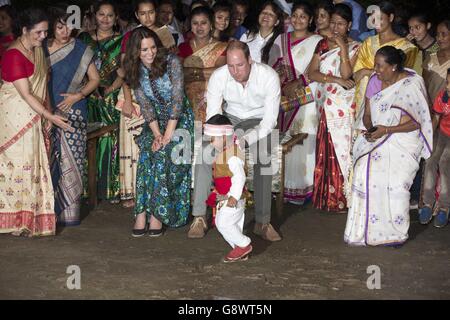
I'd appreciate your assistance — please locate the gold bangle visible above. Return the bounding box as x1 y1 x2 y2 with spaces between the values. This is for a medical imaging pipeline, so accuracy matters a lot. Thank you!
323 75 328 82
385 127 389 135
341 58 349 64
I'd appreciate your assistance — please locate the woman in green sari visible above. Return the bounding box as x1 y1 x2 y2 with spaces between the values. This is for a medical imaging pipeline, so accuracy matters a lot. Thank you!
79 0 124 202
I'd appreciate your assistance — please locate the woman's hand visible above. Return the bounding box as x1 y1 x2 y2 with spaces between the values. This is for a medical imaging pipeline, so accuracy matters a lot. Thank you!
331 33 347 50
161 132 173 147
122 99 134 119
406 33 415 42
48 113 74 132
152 135 163 152
103 85 116 96
335 78 355 90
57 93 83 112
365 125 388 142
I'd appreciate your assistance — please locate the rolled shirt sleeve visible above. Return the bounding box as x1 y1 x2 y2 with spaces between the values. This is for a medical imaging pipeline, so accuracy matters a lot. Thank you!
243 69 281 146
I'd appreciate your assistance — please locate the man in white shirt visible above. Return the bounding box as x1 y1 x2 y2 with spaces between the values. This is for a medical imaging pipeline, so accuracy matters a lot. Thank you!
188 41 282 242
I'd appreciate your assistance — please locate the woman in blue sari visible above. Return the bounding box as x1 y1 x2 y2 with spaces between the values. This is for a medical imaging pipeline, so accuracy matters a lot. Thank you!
46 6 100 226
123 27 193 237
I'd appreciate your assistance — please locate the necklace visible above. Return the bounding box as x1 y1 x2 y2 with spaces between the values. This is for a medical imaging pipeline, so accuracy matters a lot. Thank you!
19 37 33 56
193 36 212 50
96 29 114 41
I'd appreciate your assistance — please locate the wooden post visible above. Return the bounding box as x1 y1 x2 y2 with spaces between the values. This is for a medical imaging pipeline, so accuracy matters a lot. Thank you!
87 124 119 209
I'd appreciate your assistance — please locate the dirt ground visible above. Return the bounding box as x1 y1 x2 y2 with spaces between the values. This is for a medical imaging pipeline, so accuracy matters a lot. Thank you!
1 200 449 300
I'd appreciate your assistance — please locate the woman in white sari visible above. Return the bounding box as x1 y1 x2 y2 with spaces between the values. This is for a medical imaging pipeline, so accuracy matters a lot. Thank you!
268 2 322 204
307 4 360 212
345 46 432 247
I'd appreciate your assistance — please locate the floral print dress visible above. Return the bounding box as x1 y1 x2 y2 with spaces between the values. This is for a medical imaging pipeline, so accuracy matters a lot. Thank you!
133 54 194 227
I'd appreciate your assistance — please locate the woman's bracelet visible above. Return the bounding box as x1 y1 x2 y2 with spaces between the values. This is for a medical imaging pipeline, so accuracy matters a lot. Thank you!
385 127 389 135
323 75 328 83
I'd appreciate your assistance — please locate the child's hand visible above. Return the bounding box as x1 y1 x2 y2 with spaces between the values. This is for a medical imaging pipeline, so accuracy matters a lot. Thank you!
227 196 238 208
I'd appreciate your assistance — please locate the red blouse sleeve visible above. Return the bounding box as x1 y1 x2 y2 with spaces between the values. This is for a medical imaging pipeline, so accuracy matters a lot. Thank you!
120 31 132 54
1 49 34 82
432 91 445 115
177 42 193 58
314 39 329 56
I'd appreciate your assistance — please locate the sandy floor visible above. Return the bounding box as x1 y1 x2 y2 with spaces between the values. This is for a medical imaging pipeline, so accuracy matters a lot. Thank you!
0 201 449 299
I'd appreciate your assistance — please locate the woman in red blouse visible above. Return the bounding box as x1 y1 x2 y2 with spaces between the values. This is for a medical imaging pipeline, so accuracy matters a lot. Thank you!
178 6 226 124
0 8 71 237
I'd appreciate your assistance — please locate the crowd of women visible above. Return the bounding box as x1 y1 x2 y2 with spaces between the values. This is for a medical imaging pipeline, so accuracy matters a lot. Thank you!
0 0 449 248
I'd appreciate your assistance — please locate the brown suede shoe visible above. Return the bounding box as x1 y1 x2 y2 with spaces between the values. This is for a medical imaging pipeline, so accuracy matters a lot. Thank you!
253 223 282 242
187 216 208 239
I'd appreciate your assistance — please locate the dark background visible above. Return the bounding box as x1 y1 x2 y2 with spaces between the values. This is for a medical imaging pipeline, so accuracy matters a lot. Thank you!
9 0 450 25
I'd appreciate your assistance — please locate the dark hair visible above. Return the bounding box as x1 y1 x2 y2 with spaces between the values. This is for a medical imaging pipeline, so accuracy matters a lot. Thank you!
158 0 175 10
123 26 169 89
190 0 209 11
117 1 135 22
315 0 334 17
227 40 251 60
94 0 119 17
438 20 450 31
376 46 406 71
292 1 315 32
0 5 17 34
47 4 72 39
248 1 284 64
233 0 249 10
408 12 431 26
332 3 352 24
206 114 232 126
212 1 232 41
133 0 157 14
378 1 396 18
190 5 214 25
14 7 48 38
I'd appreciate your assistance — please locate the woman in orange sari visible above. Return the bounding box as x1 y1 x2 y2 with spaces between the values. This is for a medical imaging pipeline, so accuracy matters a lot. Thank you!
178 6 227 124
0 8 71 237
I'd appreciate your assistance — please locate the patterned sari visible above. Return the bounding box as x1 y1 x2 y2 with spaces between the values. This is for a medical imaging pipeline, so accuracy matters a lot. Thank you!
134 55 194 227
353 35 422 119
182 41 227 123
312 40 361 212
270 33 323 204
78 32 123 200
47 39 94 226
345 71 432 246
0 47 56 236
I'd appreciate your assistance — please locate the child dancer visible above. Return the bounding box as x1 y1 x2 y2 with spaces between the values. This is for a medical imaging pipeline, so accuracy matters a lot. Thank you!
204 115 253 262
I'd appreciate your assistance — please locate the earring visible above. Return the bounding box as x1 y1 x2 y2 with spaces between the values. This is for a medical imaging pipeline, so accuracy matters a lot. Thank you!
392 68 396 71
